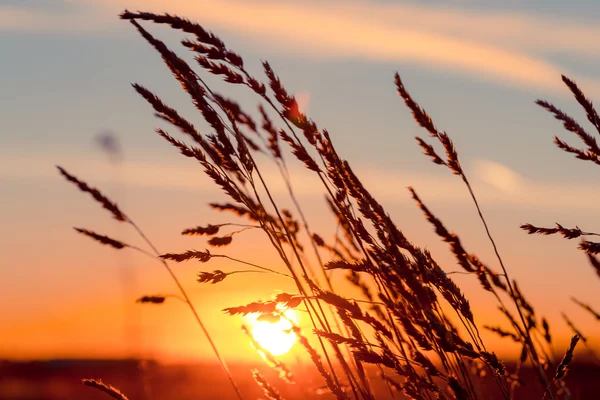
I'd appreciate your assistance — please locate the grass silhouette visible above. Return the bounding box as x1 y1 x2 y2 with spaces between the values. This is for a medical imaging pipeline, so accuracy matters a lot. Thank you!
59 10 600 400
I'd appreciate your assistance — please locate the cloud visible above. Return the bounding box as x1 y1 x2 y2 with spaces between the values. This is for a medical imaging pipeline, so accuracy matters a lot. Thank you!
0 3 116 34
472 159 524 194
4 153 600 211
0 7 48 31
0 154 213 191
468 158 600 210
350 2 600 59
5 0 600 94
88 0 600 95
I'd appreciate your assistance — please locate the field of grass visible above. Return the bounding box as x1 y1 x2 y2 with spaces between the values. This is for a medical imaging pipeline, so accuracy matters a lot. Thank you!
2 360 600 399
49 10 600 400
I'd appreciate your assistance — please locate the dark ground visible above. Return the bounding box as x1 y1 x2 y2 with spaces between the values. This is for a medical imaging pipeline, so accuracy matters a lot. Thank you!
1 359 598 399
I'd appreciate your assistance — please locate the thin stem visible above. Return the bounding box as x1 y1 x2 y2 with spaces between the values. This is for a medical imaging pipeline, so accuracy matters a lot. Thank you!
461 176 553 399
581 231 600 237
220 223 260 229
128 220 244 400
542 378 559 400
224 225 258 237
249 165 355 397
131 245 291 280
128 245 157 259
228 269 269 275
274 159 374 398
215 254 292 278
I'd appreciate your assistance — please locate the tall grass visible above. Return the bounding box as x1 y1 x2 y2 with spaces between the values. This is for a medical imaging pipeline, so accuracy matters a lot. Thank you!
61 11 600 400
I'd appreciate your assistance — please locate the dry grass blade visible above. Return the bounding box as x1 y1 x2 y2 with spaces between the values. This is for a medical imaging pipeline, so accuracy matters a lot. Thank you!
74 228 127 249
259 105 282 158
316 290 393 339
155 128 206 163
542 318 552 344
409 187 474 272
225 293 303 316
536 76 600 166
315 290 361 316
415 137 446 165
480 351 506 376
293 327 348 400
120 11 227 51
208 235 233 247
395 74 462 174
263 61 295 110
483 325 520 342
182 224 221 236
132 85 205 147
195 56 244 84
571 297 600 320
82 379 129 400
314 329 363 348
552 135 600 164
542 334 581 400
198 270 228 284
520 223 587 239
324 259 369 273
555 334 580 381
585 253 600 278
223 301 279 316
252 369 284 400
136 295 166 304
242 326 294 383
535 100 600 155
159 249 212 263
562 313 587 343
579 240 600 255
394 73 438 137
272 293 304 308
512 281 535 317
210 202 256 220
57 166 126 222
352 349 388 367
561 75 600 134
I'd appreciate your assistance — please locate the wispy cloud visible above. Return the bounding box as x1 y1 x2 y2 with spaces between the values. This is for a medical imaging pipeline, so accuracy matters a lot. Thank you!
6 0 600 93
355 2 600 59
472 159 525 194
3 153 600 211
0 154 212 191
0 7 48 31
92 0 600 94
469 158 600 210
0 3 115 34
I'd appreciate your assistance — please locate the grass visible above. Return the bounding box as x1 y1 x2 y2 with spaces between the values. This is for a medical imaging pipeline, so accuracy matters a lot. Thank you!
58 10 600 400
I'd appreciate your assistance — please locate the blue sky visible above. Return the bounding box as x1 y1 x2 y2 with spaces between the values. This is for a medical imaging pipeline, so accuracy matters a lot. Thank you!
4 0 600 178
2 0 600 360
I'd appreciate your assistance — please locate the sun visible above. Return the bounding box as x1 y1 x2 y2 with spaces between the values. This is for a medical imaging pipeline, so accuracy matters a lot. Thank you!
245 309 298 356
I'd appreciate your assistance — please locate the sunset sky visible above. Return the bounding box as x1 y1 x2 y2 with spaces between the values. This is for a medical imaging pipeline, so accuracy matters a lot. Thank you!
3 0 600 364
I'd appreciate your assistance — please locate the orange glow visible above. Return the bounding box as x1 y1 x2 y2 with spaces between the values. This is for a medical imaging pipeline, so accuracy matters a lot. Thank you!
244 310 298 356
296 91 310 114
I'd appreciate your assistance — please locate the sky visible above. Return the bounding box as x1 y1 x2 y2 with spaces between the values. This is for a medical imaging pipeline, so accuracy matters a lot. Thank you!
2 0 600 364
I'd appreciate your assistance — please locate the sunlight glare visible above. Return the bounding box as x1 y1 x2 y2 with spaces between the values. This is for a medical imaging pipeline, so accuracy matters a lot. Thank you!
245 310 298 356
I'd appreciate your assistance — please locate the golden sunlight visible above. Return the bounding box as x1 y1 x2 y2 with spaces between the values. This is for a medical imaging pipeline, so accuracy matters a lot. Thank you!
245 310 298 356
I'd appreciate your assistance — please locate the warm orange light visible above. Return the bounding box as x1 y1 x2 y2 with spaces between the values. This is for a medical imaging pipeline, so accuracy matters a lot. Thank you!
245 310 298 356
